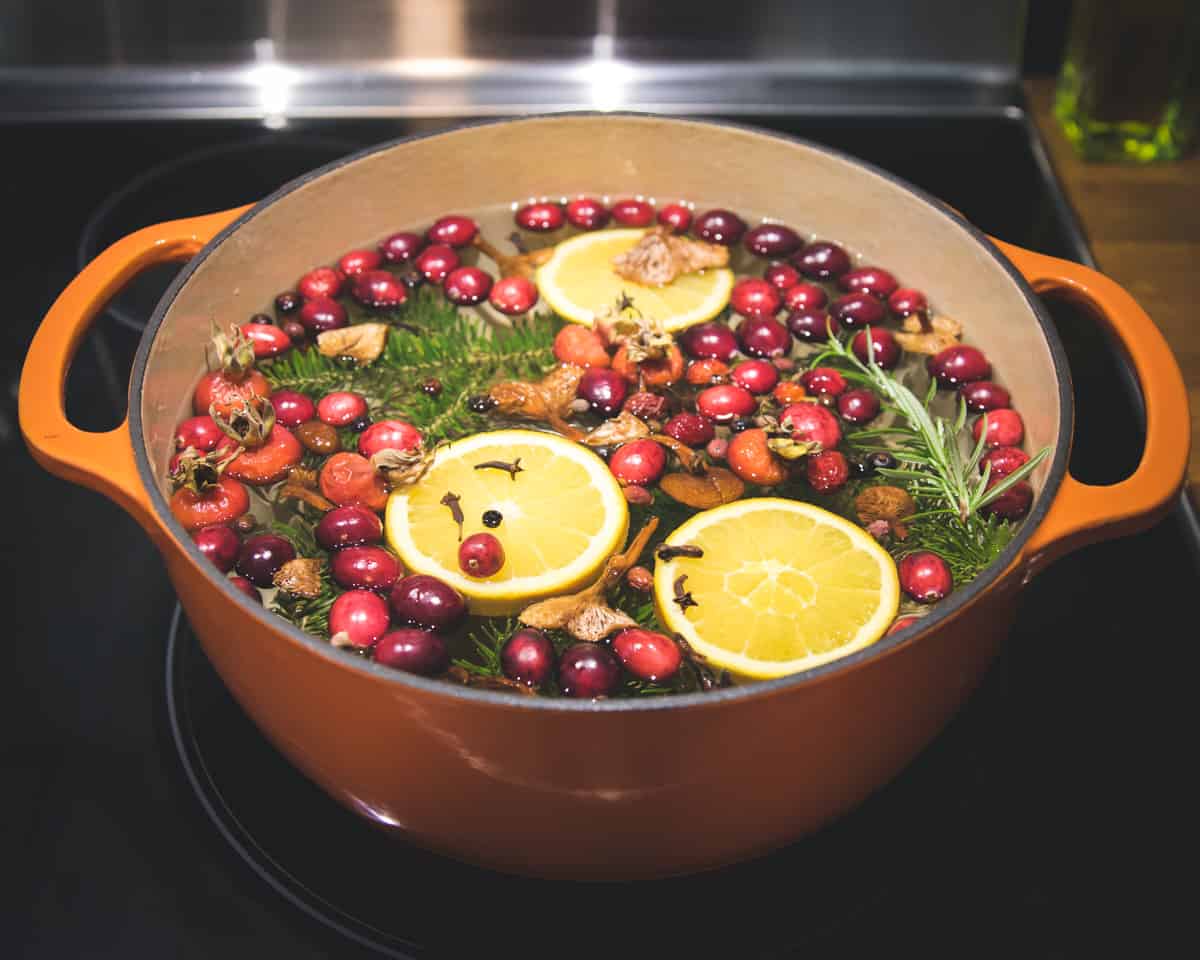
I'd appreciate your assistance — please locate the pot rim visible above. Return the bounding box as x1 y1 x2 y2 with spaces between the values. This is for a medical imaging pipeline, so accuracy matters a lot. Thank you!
129 112 1073 713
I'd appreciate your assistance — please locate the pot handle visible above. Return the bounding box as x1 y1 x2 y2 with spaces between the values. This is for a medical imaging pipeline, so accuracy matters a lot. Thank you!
994 239 1190 578
19 206 250 544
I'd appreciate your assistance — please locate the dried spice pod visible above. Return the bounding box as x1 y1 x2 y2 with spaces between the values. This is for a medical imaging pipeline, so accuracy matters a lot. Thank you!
446 664 538 695
316 322 390 365
649 433 705 473
273 557 325 598
659 466 745 509
277 482 336 513
855 485 917 540
894 313 963 355
472 233 555 279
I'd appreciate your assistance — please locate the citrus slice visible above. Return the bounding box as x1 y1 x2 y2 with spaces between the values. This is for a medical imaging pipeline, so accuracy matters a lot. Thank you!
536 228 733 332
653 498 899 679
386 429 629 616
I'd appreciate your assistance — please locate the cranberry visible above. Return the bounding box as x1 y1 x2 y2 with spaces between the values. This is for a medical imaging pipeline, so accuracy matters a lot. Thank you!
982 478 1033 520
443 266 493 306
799 367 847 397
358 419 421 458
414 244 460 284
928 345 991 387
338 248 383 277
298 296 347 334
500 628 556 687
174 415 223 452
379 231 425 264
274 291 301 314
693 208 747 246
898 551 953 603
192 524 240 572
980 445 1030 479
611 198 655 226
664 411 716 447
235 533 296 587
837 388 881 424
888 287 928 317
697 384 756 423
316 505 383 550
241 323 292 359
426 215 478 248
515 201 565 232
270 390 316 429
611 628 682 682
780 402 842 449
680 322 738 361
793 241 851 280
787 308 838 342
317 391 368 428
972 409 1024 448
578 367 628 418
459 532 505 578
489 275 539 315
744 223 802 258
332 545 401 591
329 590 390 649
852 328 901 369
557 642 621 698
764 262 801 292
565 196 610 230
730 278 782 319
737 317 791 357
731 359 779 395
838 266 898 299
960 380 1011 413
806 449 850 493
830 292 885 329
374 628 449 676
352 270 407 310
390 574 466 632
608 439 667 486
784 283 828 311
887 615 922 636
656 202 692 233
228 575 262 603
298 266 343 300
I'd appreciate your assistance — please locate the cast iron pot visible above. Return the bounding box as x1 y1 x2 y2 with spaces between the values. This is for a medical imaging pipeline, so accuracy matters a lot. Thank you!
20 116 1189 880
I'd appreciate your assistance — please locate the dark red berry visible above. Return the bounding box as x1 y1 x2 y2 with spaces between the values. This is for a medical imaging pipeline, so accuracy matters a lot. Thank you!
274 291 301 314
837 387 881 424
374 628 449 676
316 505 383 551
329 590 390 649
973 409 1024 448
779 402 842 450
656 203 692 233
744 223 802 258
830 292 885 329
331 545 402 592
235 533 295 587
379 231 425 264
443 266 493 306
557 642 621 698
838 266 898 299
426 215 478 248
680 322 738 361
501 628 556 687
489 275 539 315
852 327 901 369
982 478 1033 520
608 439 667 487
390 574 466 632
242 323 292 359
338 248 383 277
664 411 715 447
174 415 224 452
459 532 505 578
799 367 847 397
738 317 791 357
730 278 782 319
784 282 828 311
578 367 628 418
888 287 928 317
693 208 746 245
697 384 756 423
515 201 565 232
806 449 850 493
414 244 460 284
192 524 240 572
622 391 669 421
611 198 655 227
297 296 347 334
960 380 1011 413
898 551 953 603
793 241 851 280
928 345 991 387
351 270 407 310
269 391 316 429
611 628 682 682
317 391 368 428
421 378 442 397
731 359 779 395
764 262 801 291
298 266 343 300
282 320 306 342
565 196 610 230
980 445 1030 479
787 308 838 342
228 576 262 603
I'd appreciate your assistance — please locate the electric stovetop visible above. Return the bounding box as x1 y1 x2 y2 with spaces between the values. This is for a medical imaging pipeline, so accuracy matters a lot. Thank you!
5 109 1194 959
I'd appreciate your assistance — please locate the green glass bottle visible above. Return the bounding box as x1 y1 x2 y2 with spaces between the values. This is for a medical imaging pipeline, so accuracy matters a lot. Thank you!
1054 0 1199 162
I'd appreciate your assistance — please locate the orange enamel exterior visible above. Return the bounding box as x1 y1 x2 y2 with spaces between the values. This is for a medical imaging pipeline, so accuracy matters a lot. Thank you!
18 119 1189 880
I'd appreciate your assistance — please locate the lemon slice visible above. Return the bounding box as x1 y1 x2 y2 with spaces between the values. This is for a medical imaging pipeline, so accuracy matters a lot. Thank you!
386 430 629 616
536 228 733 332
654 498 899 679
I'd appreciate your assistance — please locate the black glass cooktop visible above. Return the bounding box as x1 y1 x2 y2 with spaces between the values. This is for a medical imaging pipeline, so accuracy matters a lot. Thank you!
5 110 1194 959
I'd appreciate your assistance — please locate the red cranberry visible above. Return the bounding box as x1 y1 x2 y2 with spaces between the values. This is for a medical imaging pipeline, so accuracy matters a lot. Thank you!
235 533 295 587
298 266 343 300
379 231 425 264
980 445 1030 479
693 209 747 246
357 419 421 458
241 323 292 359
697 384 756 423
831 292 885 329
731 278 782 319
352 270 407 310
489 275 538 315
928 345 991 387
611 198 655 226
973 409 1024 448
565 196 610 230
226 575 261 603
656 202 692 233
806 449 850 493
784 282 828 311
664 411 715 447
608 439 667 486
298 296 347 334
744 223 802 258
838 266 898 299
500 628 556 687
787 308 838 342
898 551 953 603
338 249 383 277
780 402 842 449
459 532 505 578
192 524 240 572
852 328 901 369
837 388 881 424
515 201 565 232
317 391 368 427
270 390 316 429
960 380 1011 413
793 241 851 280
731 359 779 395
390 574 466 631
680 322 738 361
887 615 922 636
738 317 791 357
578 367 629 418
415 244 460 284
443 266 493 306
611 628 682 682
329 590 390 649
426 215 478 248
982 478 1033 520
274 291 301 314
888 287 928 317
374 628 449 676
316 505 383 550
557 642 621 698
174 415 223 452
332 545 401 591
764 262 801 292
800 367 847 397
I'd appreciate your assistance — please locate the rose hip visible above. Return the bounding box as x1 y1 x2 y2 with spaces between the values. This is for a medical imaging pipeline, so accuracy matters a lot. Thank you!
780 402 842 450
973 409 1024 448
608 439 667 487
554 325 610 367
685 358 730 385
358 419 421 458
727 428 788 486
731 359 779 395
329 590 390 649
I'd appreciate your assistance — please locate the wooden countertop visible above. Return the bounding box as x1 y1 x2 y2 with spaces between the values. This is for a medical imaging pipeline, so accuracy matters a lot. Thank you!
1027 76 1200 506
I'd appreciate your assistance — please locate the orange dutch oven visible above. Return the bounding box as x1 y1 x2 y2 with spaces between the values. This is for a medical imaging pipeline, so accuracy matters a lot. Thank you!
18 116 1189 880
